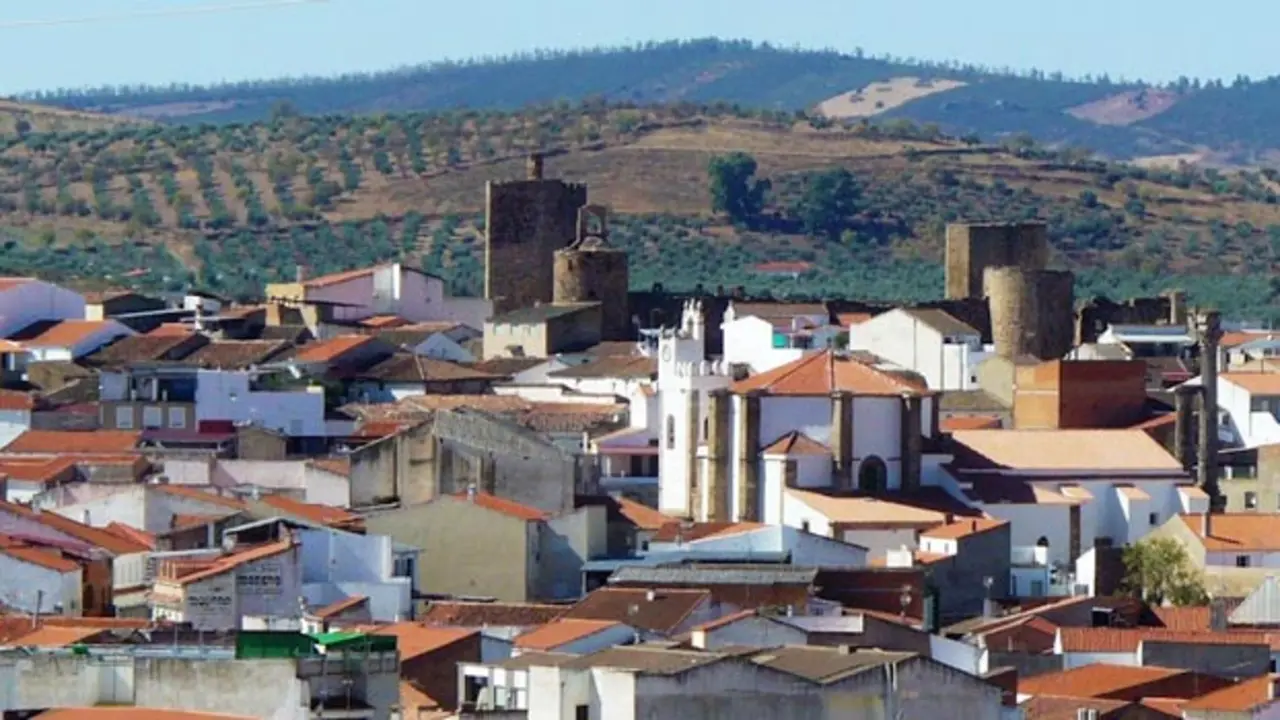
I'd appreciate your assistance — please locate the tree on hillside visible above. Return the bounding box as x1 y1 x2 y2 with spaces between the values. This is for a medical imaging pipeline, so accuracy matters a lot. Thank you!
708 152 769 225
1122 536 1208 606
797 167 860 239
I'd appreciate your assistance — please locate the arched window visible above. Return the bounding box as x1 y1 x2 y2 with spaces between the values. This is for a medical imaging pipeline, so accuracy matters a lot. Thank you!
665 415 676 450
858 456 888 493
1036 536 1050 548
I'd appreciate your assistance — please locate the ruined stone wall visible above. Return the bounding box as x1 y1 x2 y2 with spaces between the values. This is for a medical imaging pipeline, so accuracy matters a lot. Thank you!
484 179 588 315
984 267 1074 361
945 222 1049 300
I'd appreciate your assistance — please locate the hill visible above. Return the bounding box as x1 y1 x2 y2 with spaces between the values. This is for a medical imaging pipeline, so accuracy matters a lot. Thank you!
22 39 1280 164
0 100 143 136
2 102 1280 319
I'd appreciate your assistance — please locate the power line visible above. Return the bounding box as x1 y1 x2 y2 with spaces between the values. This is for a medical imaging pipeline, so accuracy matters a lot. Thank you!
0 0 329 29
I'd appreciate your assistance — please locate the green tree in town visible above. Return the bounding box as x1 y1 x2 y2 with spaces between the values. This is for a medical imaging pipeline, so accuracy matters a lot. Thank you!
707 152 769 224
1122 536 1208 606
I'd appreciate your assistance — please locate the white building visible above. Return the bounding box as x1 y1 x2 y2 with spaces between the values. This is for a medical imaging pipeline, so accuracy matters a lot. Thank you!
846 307 990 391
0 278 86 339
644 522 868 567
720 301 841 374
1095 323 1195 358
657 300 937 524
267 262 492 330
0 541 83 615
98 365 326 436
151 538 303 631
1212 372 1280 449
0 390 33 452
11 319 133 362
948 429 1203 582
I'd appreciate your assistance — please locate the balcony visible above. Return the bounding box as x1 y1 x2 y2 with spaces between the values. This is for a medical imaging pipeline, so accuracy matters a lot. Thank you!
1011 545 1049 567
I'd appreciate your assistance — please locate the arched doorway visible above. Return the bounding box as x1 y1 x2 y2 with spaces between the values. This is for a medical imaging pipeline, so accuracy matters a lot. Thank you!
858 456 888 493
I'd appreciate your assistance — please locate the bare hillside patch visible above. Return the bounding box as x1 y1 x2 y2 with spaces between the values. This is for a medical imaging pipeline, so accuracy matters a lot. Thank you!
1067 89 1181 126
816 77 966 118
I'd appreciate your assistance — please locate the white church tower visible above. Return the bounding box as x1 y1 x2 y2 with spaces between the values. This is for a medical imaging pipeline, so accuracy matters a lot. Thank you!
657 299 733 517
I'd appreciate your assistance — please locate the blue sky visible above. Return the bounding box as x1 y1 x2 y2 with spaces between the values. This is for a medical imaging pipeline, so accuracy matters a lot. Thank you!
0 0 1270 94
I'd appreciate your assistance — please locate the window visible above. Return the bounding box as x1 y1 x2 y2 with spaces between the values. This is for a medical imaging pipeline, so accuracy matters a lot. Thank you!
575 705 589 720
1237 555 1252 568
801 520 811 534
857 456 888 493
142 406 163 429
665 415 676 450
1148 512 1159 526
784 460 798 488
114 406 134 429
1246 491 1259 510
168 407 187 429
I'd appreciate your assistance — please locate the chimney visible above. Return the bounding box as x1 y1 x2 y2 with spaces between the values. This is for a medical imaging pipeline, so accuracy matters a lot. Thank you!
1173 385 1198 470
295 264 307 283
526 153 544 180
1196 311 1223 506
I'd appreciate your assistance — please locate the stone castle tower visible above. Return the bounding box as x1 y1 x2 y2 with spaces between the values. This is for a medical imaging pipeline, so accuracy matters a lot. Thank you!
484 153 588 315
552 205 630 340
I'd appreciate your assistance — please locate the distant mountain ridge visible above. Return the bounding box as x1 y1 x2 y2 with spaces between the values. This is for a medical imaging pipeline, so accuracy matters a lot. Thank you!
19 38 1280 163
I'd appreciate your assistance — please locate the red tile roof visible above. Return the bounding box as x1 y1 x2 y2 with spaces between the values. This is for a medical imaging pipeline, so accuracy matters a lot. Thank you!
449 491 548 521
941 415 1002 431
0 501 149 555
730 349 928 396
157 539 294 586
1181 674 1280 713
308 457 352 477
761 431 830 456
21 320 124 348
293 335 376 363
614 497 675 532
103 522 157 551
689 609 756 632
1058 626 1271 652
151 484 247 511
0 535 81 573
2 430 141 454
257 495 361 528
5 625 103 647
420 601 565 627
515 618 622 650
311 595 369 620
921 516 1007 540
562 587 710 634
0 389 35 411
370 622 477 661
1018 664 1231 702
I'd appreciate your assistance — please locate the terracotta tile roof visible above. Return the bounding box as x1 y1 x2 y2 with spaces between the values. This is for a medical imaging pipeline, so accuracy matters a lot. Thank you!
0 538 81 573
1222 372 1280 395
761 431 830 456
151 484 247 511
297 263 418 289
547 355 658 380
1019 664 1185 699
977 615 1059 653
0 501 149 555
1150 605 1212 631
356 353 502 383
19 320 124 348
1178 513 1280 551
950 429 1183 471
398 681 445 718
351 421 411 439
562 587 711 633
836 312 873 327
940 415 1002 431
1139 697 1185 717
1181 675 1280 713
1016 695 1130 720
614 497 675 531
730 349 928 396
420 600 565 627
0 456 78 484
515 618 622 650
0 389 35 411
293 335 376 364
921 516 1006 540
651 521 766 543
147 323 195 337
1058 626 1271 652
2 430 141 454
34 709 254 719
180 340 288 369
5 625 103 648
469 357 547 376
361 315 410 329
449 491 548 521
1222 331 1273 349
786 488 953 528
157 539 294 586
84 333 201 366
371 622 477 660
308 457 352 477
1131 413 1176 430
689 609 756 632
104 522 157 550
311 595 368 619
257 495 360 528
